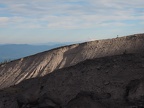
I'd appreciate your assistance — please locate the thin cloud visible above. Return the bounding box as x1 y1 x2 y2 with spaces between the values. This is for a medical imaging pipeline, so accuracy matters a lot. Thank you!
0 0 144 29
0 17 9 22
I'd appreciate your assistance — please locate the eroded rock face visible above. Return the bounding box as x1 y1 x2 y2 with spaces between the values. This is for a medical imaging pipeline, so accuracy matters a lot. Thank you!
1 34 144 89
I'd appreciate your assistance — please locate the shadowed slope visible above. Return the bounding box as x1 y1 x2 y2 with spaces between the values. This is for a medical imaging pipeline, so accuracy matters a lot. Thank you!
0 53 144 108
0 33 144 89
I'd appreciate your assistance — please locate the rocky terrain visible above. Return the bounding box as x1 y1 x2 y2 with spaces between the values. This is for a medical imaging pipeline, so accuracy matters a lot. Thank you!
0 33 144 108
0 52 144 108
1 34 144 89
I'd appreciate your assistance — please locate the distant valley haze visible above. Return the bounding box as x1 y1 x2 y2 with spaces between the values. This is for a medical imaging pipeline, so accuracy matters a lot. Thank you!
0 43 74 62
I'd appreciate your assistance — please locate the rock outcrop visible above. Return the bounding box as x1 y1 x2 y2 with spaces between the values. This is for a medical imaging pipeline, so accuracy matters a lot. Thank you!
1 34 144 89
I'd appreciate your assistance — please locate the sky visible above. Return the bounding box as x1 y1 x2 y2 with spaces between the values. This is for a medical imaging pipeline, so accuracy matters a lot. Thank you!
0 0 144 44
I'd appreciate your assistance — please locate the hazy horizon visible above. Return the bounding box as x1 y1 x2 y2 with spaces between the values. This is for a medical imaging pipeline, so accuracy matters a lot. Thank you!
0 0 144 44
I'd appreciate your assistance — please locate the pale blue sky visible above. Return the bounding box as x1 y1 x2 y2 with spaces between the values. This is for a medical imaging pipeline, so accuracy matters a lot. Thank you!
0 0 144 44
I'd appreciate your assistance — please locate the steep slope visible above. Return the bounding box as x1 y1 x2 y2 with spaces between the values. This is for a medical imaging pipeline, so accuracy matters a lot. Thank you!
0 53 144 108
0 33 144 89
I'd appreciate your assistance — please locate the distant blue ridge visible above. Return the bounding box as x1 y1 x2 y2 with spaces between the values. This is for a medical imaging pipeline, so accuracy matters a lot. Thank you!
0 43 72 62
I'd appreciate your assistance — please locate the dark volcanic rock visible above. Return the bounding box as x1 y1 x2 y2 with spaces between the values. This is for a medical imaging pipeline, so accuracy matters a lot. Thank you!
126 78 144 107
0 53 144 108
65 91 106 108
1 34 144 108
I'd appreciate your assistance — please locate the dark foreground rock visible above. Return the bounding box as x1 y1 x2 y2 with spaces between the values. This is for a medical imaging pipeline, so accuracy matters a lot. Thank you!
65 92 107 108
0 53 144 108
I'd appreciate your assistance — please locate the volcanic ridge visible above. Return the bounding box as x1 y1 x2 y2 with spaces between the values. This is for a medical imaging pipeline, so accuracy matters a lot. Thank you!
0 33 144 108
